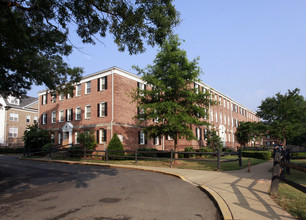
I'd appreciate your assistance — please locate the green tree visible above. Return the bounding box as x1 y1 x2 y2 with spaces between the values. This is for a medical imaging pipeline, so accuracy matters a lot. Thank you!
256 88 305 148
77 130 97 151
235 121 266 147
107 133 124 159
0 0 180 97
23 123 51 153
132 35 215 151
206 129 223 151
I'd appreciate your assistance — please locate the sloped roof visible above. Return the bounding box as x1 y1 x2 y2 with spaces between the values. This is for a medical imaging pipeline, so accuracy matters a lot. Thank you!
3 96 38 110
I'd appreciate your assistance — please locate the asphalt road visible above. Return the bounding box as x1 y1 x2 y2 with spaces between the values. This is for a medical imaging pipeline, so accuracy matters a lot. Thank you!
0 155 221 220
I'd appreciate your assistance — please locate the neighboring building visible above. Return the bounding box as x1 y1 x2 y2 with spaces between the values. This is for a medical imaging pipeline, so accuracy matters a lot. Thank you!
0 95 38 147
263 135 279 146
38 67 260 151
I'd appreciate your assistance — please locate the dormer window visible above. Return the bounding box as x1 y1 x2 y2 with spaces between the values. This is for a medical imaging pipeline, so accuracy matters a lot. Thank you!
7 96 20 105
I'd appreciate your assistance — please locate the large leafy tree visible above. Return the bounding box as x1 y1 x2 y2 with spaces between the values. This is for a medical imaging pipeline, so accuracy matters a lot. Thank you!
235 121 266 147
256 88 305 148
0 0 180 97
132 35 215 151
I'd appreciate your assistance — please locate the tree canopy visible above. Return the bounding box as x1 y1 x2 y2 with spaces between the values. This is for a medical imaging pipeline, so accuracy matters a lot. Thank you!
256 88 306 147
0 0 180 97
132 35 215 150
235 121 266 147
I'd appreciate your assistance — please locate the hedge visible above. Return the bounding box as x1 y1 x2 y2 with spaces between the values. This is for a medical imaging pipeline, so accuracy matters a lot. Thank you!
0 148 24 154
242 151 271 160
138 148 158 157
291 152 306 158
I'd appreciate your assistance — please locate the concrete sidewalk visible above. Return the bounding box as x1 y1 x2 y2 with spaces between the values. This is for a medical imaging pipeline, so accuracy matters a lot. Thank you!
22 158 295 220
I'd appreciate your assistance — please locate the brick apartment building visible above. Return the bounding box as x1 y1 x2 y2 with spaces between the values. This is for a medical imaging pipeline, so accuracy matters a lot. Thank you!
0 95 38 147
38 67 260 151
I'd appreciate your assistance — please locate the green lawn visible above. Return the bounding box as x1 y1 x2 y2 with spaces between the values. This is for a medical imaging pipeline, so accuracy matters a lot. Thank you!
49 155 267 171
271 159 306 220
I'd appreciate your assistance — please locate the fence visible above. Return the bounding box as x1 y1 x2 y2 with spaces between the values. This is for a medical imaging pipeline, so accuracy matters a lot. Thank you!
270 149 306 195
24 145 242 171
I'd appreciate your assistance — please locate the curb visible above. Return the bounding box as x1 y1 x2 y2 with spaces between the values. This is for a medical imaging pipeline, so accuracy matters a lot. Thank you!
20 157 233 219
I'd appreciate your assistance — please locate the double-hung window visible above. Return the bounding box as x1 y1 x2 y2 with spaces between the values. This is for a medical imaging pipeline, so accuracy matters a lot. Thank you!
98 102 107 117
76 84 81 96
67 108 73 121
9 127 18 138
85 81 91 94
154 136 160 145
26 115 31 123
59 110 64 122
85 105 91 119
98 76 107 91
75 131 79 144
42 113 47 124
52 111 56 123
42 94 47 105
196 127 201 140
75 107 81 120
59 93 64 101
10 113 18 122
139 131 146 145
99 129 107 143
34 116 38 124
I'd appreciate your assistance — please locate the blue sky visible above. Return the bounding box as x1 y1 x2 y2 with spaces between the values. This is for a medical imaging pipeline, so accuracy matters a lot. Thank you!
27 0 306 112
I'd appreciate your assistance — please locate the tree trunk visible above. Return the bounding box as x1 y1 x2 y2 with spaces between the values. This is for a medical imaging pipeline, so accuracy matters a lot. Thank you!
174 138 178 159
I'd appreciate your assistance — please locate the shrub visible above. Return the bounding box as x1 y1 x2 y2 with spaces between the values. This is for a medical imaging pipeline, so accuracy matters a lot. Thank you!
222 148 234 152
242 151 271 160
77 130 97 151
156 151 171 158
138 148 158 157
23 124 51 154
197 147 213 158
184 146 195 158
42 143 53 152
291 152 306 158
68 145 83 158
0 148 24 154
108 133 124 159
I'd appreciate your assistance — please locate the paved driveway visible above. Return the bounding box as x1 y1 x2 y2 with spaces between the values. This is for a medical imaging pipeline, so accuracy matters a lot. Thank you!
0 155 220 220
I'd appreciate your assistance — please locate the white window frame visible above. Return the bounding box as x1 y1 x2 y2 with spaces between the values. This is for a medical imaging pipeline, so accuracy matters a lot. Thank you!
52 111 56 123
10 113 18 122
67 108 72 121
140 131 145 145
224 99 226 107
195 83 199 94
9 127 18 138
76 84 81 96
100 102 107 117
59 110 64 122
85 105 91 119
34 116 38 124
154 136 160 145
227 101 230 109
210 111 213 122
75 131 79 144
224 115 226 125
26 115 31 123
100 77 107 91
219 97 222 105
58 132 62 144
59 93 64 101
220 113 222 124
99 129 106 143
75 107 81 120
42 113 47 125
196 127 200 140
215 112 218 123
42 94 47 105
51 95 56 103
167 135 173 141
85 81 91 94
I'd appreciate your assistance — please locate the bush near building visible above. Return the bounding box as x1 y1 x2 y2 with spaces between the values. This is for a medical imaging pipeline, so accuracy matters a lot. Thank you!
241 151 271 160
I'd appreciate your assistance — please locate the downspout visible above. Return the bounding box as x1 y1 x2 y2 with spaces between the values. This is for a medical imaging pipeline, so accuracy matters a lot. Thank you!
111 69 114 138
4 108 7 146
